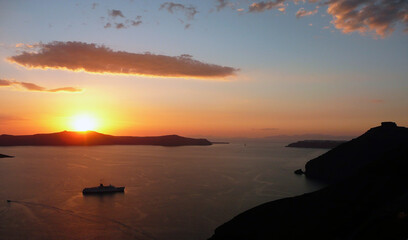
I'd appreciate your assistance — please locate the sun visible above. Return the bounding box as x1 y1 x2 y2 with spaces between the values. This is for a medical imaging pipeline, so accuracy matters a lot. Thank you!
72 114 97 131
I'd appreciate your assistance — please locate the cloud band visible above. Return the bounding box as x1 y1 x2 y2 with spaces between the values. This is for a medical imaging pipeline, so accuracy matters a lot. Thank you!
8 41 238 79
0 79 82 93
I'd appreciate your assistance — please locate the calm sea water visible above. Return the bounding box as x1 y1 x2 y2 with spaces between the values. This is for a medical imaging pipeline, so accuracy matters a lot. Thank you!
0 142 327 240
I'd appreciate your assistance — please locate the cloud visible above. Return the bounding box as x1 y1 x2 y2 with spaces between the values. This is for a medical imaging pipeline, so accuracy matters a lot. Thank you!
108 9 125 18
160 2 198 20
296 6 318 18
216 0 230 11
0 78 82 93
91 3 99 9
325 0 408 37
244 0 407 37
0 114 25 121
248 0 285 13
131 20 142 27
104 11 142 29
115 23 126 29
8 41 238 79
254 128 279 131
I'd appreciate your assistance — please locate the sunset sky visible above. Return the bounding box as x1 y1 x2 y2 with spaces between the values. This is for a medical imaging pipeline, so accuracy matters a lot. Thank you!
0 0 407 137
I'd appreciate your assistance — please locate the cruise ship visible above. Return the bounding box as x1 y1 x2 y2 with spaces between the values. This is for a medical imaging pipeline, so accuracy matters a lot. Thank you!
82 184 125 194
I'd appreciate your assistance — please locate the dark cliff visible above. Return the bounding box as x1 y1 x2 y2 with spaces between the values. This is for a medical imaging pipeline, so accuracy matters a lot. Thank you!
209 122 408 240
0 131 212 147
305 122 408 183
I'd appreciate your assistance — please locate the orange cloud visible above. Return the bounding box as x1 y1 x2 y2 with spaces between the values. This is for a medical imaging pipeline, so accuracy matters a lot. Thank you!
8 41 238 79
326 0 408 37
249 0 285 13
0 78 82 93
296 6 318 18
246 0 407 37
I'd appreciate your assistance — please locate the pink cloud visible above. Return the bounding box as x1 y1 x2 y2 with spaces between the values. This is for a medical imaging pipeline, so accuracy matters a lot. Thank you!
248 0 285 13
0 78 82 93
8 41 238 79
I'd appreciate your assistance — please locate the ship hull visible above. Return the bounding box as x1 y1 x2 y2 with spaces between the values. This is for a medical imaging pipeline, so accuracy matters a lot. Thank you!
82 186 125 195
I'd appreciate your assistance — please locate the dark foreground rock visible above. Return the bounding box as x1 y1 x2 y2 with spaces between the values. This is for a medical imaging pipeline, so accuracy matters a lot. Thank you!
0 131 212 147
209 122 408 240
286 140 347 149
209 144 408 240
0 154 14 158
305 122 408 183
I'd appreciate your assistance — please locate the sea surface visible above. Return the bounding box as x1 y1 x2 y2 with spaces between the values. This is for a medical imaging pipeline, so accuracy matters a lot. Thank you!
0 142 327 240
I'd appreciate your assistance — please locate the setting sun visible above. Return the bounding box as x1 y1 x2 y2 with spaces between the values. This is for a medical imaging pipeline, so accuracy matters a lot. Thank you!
72 114 97 131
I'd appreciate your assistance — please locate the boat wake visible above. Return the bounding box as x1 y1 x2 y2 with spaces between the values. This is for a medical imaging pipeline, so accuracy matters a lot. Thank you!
6 199 156 240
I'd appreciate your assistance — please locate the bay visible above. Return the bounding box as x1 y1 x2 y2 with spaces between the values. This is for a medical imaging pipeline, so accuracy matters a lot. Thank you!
0 142 327 240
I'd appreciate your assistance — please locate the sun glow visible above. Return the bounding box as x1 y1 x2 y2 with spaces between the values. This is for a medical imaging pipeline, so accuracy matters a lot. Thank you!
72 114 97 131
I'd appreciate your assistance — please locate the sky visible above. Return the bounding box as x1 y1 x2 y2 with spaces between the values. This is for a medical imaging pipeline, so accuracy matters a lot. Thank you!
0 0 407 138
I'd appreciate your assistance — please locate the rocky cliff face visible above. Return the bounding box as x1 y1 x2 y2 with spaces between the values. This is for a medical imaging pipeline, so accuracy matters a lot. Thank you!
305 122 408 183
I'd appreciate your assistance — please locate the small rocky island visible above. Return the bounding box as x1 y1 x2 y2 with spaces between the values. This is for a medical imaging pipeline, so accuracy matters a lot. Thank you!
0 131 212 147
286 140 347 149
209 122 408 240
0 154 14 158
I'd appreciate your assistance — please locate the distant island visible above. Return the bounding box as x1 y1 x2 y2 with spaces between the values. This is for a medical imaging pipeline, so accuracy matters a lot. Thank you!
286 140 347 149
0 131 212 147
209 122 408 239
0 153 14 158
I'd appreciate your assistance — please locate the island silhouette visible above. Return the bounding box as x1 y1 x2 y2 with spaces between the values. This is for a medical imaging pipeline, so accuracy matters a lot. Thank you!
286 140 347 149
209 122 408 240
0 131 212 147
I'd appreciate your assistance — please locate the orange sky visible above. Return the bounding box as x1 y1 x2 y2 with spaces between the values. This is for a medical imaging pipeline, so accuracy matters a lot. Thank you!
0 1 407 138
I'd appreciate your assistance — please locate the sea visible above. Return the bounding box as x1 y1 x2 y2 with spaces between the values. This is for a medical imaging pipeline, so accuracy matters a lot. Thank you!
0 141 327 240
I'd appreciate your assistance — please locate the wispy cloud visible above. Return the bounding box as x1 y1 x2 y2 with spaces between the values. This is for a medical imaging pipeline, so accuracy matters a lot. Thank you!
8 41 238 79
108 9 125 18
0 114 25 121
91 3 99 10
296 6 318 18
103 10 143 30
248 0 285 13
0 78 82 93
160 2 198 20
252 128 279 131
216 0 230 11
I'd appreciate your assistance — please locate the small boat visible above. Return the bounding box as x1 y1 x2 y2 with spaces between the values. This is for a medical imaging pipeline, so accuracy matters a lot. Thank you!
82 184 125 195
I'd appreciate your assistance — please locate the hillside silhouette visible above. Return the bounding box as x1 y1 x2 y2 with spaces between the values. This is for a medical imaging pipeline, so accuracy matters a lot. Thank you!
209 122 408 240
305 122 408 183
286 140 347 149
0 131 212 147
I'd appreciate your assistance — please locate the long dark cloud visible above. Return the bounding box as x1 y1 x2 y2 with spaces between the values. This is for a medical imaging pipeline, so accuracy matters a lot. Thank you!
7 41 238 79
0 78 82 93
160 2 198 20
